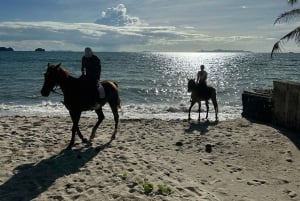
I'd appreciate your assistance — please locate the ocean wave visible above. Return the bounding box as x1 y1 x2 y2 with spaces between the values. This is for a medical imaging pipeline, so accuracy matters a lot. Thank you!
0 102 242 121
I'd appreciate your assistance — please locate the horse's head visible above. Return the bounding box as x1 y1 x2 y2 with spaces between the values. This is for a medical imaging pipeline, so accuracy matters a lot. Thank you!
41 63 67 97
187 79 197 92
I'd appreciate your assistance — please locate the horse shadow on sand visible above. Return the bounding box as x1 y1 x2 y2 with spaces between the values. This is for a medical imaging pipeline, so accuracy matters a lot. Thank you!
184 119 219 135
0 140 113 201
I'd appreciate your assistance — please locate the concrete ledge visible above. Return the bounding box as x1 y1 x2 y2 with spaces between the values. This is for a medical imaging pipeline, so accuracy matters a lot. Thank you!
242 90 273 123
273 80 300 132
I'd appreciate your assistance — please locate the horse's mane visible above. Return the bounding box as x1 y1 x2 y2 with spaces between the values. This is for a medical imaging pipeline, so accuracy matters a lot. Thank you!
48 64 71 78
57 66 70 78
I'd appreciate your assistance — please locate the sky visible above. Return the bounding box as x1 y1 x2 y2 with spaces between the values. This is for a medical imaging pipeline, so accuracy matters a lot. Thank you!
0 0 299 52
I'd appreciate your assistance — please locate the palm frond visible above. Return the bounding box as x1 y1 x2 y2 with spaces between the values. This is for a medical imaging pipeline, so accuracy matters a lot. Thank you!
280 26 300 42
271 41 281 58
274 8 300 24
271 26 300 58
288 0 298 6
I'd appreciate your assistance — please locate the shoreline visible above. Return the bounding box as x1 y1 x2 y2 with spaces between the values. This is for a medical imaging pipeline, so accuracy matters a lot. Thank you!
0 116 299 200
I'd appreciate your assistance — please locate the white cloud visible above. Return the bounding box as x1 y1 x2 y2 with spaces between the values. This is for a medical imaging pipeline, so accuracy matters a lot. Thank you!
95 4 145 26
0 20 275 52
0 21 185 51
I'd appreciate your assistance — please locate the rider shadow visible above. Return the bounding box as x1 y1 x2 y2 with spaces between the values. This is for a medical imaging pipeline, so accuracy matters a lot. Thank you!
0 140 112 201
185 120 219 135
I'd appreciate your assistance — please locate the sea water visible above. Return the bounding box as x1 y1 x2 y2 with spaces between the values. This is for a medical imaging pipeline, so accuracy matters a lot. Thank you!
0 51 299 120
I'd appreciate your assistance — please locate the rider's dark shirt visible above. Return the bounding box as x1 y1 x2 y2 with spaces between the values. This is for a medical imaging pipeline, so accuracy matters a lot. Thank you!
81 55 101 82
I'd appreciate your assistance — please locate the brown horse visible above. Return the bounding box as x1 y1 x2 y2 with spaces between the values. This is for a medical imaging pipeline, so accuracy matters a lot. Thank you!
187 79 218 121
41 63 120 150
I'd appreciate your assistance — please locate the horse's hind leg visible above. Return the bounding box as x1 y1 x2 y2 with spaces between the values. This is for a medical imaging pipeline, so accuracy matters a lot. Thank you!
109 103 119 139
198 101 201 121
89 108 105 141
205 100 209 119
212 96 218 121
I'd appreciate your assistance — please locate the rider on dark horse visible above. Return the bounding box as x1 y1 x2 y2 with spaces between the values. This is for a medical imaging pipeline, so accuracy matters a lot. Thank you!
196 64 209 99
81 47 104 103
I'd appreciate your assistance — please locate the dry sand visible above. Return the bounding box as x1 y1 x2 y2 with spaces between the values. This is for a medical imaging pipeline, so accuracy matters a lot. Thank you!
0 116 299 201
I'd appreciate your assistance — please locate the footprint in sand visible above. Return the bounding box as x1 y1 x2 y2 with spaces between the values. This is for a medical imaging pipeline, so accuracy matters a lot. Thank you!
284 189 298 199
200 159 214 166
226 164 243 173
247 179 267 186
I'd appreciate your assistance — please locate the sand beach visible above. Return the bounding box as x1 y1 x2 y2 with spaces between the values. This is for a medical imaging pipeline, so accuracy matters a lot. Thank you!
0 116 299 201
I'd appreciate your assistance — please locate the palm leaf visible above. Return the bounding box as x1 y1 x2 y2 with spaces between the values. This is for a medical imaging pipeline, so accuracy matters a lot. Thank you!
271 26 300 57
271 41 281 58
288 0 298 6
274 8 300 24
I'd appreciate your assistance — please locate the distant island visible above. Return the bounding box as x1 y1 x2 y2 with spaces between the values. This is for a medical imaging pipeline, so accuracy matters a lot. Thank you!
35 48 46 52
198 49 252 53
0 47 14 51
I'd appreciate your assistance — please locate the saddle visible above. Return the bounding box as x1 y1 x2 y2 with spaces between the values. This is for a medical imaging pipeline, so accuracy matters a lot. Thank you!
97 83 105 99
79 76 105 101
197 82 210 99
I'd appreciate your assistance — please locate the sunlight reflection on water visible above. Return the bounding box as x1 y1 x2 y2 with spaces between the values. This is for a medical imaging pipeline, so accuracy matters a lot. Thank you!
1 52 300 119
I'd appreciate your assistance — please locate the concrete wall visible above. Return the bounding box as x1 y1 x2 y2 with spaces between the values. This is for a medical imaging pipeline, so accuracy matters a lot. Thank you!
242 91 272 123
273 80 300 132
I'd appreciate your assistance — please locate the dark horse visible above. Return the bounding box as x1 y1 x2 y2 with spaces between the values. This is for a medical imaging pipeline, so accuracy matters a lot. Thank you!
187 79 218 121
41 63 120 150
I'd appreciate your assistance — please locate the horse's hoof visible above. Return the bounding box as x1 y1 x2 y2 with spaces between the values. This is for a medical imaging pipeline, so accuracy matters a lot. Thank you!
66 146 72 150
85 141 92 147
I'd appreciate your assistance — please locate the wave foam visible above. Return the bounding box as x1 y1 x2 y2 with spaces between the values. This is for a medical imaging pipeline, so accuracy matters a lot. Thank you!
0 102 242 121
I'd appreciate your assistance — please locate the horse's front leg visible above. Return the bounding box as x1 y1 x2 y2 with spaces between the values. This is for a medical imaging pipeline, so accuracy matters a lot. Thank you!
68 111 87 150
188 101 196 120
205 100 209 119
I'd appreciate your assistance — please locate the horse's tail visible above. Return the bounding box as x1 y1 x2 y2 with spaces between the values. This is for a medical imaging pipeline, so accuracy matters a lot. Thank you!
110 81 121 109
115 83 121 109
101 80 121 109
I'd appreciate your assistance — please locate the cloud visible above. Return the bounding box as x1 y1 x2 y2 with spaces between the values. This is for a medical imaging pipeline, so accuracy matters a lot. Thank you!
0 20 273 52
0 21 185 51
95 4 145 26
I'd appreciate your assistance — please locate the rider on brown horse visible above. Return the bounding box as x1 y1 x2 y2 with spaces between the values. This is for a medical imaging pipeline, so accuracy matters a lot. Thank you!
196 65 209 99
81 47 104 103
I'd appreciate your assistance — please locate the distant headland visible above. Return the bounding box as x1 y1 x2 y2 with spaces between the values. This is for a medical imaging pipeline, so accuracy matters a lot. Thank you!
0 47 47 51
0 47 14 51
35 48 46 52
198 49 252 53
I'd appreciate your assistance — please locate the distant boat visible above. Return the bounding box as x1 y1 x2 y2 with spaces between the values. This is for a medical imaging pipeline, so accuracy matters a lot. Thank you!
0 47 14 51
35 48 45 52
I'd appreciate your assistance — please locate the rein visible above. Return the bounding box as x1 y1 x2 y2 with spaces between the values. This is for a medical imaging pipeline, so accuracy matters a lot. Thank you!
51 86 63 96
